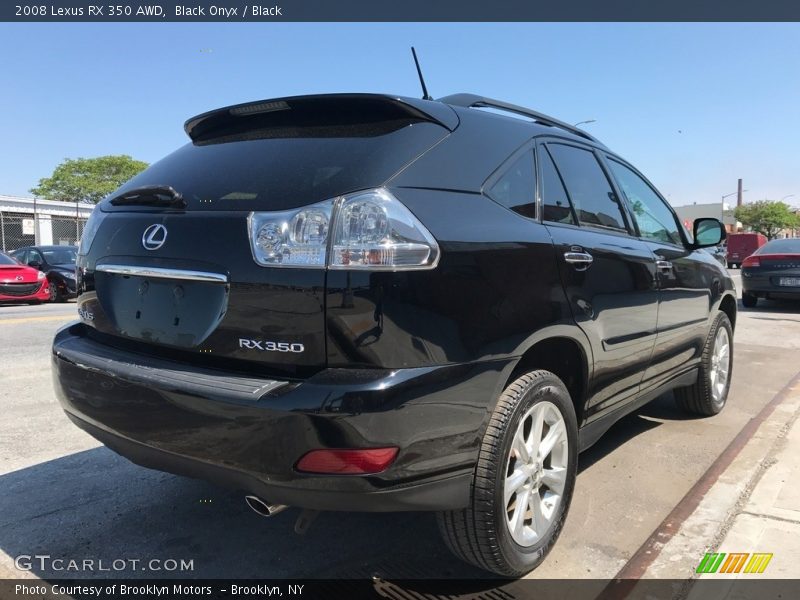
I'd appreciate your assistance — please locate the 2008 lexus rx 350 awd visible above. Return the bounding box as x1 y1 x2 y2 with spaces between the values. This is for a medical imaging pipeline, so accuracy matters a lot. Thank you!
53 93 736 576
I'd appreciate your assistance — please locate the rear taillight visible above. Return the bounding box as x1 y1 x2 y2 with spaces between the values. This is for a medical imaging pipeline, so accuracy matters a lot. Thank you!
742 256 760 267
248 188 439 271
756 253 800 262
295 447 399 475
248 200 333 267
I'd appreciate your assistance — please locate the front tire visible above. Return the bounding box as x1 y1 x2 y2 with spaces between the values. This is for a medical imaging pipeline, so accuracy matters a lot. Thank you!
675 312 733 416
437 370 578 577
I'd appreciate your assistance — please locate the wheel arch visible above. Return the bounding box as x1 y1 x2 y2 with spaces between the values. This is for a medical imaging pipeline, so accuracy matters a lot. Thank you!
718 292 737 330
495 327 593 427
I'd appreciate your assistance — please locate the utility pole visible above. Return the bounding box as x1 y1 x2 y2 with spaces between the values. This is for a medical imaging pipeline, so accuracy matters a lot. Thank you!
33 196 38 245
737 178 743 207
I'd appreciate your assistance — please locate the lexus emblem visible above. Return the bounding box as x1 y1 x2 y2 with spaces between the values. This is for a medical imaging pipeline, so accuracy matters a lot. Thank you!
142 224 167 251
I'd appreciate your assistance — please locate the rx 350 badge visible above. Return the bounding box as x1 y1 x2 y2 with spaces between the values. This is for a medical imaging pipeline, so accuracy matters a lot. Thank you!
239 338 304 353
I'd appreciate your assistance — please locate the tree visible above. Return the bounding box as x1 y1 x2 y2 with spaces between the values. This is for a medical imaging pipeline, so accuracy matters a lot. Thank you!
734 200 800 239
30 155 148 204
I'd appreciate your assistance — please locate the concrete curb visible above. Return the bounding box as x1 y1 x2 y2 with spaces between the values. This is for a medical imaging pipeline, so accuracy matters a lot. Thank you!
640 376 800 581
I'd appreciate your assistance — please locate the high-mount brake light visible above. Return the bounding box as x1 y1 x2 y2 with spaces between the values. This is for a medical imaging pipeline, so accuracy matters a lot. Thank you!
247 189 439 271
229 101 290 116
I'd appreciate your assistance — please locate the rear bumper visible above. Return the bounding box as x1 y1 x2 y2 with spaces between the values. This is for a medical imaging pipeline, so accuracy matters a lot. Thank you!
52 323 510 511
742 270 800 299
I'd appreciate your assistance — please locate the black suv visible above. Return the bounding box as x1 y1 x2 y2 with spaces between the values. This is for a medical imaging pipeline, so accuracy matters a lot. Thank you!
53 93 736 576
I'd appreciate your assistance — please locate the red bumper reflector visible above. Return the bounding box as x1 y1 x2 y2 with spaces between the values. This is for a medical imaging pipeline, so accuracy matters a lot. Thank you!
296 447 399 474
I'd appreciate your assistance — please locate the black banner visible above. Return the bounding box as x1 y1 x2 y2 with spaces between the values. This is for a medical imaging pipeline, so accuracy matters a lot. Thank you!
2 579 800 600
2 0 800 22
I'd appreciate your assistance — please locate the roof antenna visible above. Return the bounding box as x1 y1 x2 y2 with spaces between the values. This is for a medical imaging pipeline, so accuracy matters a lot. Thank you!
411 47 433 101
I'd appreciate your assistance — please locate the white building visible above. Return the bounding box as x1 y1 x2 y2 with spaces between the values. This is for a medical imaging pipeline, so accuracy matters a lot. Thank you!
0 195 94 251
672 201 741 234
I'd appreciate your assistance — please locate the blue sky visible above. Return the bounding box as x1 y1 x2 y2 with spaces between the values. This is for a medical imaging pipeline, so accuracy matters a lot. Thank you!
1 23 798 208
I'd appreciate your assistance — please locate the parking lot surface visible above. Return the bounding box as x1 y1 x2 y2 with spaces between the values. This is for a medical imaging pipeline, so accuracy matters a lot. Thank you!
1 271 799 580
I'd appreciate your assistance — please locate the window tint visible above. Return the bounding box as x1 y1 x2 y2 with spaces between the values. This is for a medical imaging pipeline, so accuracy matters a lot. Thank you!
28 249 43 264
488 151 536 219
607 159 681 245
757 238 800 254
110 120 449 212
540 146 576 225
547 144 628 232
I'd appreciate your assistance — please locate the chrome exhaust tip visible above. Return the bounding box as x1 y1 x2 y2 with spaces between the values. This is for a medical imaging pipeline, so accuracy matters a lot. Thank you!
244 495 288 517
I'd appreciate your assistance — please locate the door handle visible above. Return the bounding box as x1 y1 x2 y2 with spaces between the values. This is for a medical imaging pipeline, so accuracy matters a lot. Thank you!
656 260 673 271
564 251 594 270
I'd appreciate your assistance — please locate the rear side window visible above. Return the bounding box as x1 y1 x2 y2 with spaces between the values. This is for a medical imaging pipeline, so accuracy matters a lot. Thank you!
107 119 449 212
488 151 536 219
547 144 628 232
607 159 681 245
540 146 576 225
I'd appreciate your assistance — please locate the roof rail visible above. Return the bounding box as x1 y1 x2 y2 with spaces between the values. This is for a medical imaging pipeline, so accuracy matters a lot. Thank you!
438 93 600 144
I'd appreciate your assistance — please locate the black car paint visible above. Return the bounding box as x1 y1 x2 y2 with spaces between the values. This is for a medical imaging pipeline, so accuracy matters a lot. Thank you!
53 93 736 511
12 245 78 299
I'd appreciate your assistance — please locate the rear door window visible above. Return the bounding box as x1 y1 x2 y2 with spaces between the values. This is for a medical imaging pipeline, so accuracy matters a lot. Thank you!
547 143 629 233
540 146 576 225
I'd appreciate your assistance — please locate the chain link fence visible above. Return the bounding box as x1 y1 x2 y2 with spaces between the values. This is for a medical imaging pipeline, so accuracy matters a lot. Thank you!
0 213 88 253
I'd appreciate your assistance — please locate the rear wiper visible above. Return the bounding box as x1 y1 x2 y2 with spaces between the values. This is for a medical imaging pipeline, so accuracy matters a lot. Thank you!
109 185 187 208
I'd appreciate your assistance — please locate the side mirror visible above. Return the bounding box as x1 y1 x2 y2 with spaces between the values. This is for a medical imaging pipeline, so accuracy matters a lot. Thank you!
28 260 42 269
693 218 726 248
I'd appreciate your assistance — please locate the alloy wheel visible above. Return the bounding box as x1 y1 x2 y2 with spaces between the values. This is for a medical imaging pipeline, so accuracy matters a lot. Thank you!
710 327 731 404
504 400 568 546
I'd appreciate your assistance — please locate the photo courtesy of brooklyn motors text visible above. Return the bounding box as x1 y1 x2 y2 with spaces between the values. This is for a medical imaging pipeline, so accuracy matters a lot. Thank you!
1 2 799 599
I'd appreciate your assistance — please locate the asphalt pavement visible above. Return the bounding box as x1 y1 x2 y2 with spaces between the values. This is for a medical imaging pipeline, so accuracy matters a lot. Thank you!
1 272 799 582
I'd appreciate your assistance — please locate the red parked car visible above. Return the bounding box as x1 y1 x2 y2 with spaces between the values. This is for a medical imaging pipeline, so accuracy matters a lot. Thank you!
0 251 50 303
727 232 767 268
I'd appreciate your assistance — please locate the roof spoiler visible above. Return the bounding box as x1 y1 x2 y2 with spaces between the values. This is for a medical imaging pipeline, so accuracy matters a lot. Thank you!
184 93 459 141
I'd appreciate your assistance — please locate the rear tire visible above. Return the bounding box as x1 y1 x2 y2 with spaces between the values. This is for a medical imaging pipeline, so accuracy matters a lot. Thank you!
742 292 757 308
437 370 578 577
675 312 733 416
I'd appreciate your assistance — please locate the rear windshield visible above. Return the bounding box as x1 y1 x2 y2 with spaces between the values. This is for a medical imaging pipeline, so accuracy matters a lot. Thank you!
104 120 448 212
757 238 800 254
